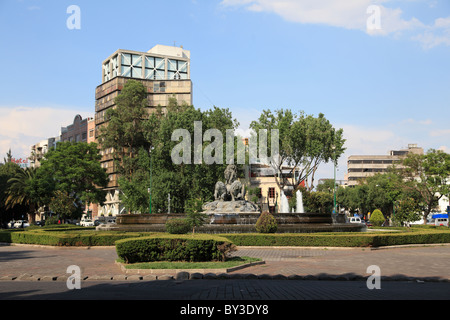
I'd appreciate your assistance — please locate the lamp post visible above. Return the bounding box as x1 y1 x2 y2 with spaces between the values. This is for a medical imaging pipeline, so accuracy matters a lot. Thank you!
149 147 153 214
168 193 171 214
332 145 337 215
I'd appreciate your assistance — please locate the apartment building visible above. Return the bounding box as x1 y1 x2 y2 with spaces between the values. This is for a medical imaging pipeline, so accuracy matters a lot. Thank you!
94 44 193 216
30 136 62 168
60 114 92 143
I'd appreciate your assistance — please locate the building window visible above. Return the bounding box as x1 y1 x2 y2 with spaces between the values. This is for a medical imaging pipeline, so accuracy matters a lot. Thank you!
103 62 111 82
111 55 119 78
89 129 94 138
145 56 165 80
121 53 142 78
168 59 188 79
268 187 275 199
153 81 166 93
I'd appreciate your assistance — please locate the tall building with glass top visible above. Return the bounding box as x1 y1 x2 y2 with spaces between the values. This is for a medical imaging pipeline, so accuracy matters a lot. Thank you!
94 44 193 216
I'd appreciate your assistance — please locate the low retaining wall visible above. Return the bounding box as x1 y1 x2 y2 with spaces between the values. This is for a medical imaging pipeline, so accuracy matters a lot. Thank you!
113 213 366 233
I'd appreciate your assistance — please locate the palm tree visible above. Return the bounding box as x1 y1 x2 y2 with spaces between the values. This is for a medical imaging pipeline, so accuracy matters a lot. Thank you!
5 167 41 223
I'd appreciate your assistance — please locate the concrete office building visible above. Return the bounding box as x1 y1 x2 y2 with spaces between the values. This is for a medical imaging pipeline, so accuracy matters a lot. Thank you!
94 44 193 216
347 144 424 186
85 118 99 219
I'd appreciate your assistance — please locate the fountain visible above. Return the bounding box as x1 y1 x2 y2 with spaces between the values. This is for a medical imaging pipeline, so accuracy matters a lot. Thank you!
280 191 290 213
115 165 366 233
296 190 304 213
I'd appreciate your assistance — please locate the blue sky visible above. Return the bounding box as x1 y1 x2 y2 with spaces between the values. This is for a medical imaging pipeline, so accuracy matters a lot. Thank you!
1 0 449 182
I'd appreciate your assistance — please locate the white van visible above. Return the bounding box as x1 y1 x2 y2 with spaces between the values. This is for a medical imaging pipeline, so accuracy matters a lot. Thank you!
349 217 362 224
435 218 449 227
80 219 94 227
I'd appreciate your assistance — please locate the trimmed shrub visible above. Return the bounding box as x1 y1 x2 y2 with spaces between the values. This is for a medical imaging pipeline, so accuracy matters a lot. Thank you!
370 209 385 227
115 234 236 264
0 229 145 246
255 211 278 233
222 231 450 247
165 218 191 234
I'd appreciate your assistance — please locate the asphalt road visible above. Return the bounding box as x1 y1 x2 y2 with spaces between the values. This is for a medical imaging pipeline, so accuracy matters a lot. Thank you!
1 243 449 309
1 278 449 300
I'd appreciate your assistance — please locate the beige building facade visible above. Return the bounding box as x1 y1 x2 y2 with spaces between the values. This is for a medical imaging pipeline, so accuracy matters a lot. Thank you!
94 44 193 216
247 163 300 213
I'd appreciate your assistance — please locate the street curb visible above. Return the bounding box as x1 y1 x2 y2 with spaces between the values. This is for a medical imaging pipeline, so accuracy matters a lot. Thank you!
115 260 266 275
1 272 449 283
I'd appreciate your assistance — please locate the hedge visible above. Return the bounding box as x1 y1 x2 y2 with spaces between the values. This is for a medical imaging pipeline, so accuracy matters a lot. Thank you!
165 218 191 234
1 227 449 249
115 234 235 264
221 230 450 247
0 229 145 246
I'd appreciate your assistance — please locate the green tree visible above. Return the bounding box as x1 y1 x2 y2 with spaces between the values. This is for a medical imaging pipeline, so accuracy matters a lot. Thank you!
393 197 422 226
395 149 450 224
49 190 82 221
255 211 278 233
0 161 25 224
250 109 345 191
369 209 385 227
38 142 108 207
4 167 44 223
185 198 208 234
117 148 151 214
363 173 403 217
336 184 371 218
316 179 336 194
293 187 333 214
97 79 152 181
151 101 239 213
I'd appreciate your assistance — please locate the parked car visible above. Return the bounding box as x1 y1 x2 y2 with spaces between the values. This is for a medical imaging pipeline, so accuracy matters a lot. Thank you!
364 220 373 227
34 221 46 227
349 217 362 224
13 220 30 228
7 221 15 229
106 218 116 224
435 218 449 227
80 219 94 227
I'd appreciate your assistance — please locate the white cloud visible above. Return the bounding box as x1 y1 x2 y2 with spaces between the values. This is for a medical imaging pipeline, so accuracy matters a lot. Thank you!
0 106 92 160
412 16 450 49
341 124 401 155
430 128 450 137
220 0 450 48
400 118 433 125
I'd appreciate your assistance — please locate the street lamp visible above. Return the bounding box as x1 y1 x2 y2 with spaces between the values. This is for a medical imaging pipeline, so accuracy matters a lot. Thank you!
149 147 153 214
332 145 337 215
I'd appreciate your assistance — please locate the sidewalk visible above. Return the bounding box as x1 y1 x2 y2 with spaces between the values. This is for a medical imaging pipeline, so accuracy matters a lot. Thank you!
0 243 449 282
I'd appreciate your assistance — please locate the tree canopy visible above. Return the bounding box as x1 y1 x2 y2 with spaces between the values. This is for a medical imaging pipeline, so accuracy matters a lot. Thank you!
394 149 450 223
38 141 108 206
250 109 346 191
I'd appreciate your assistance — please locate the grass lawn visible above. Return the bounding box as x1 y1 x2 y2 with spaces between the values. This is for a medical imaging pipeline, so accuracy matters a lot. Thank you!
120 256 261 270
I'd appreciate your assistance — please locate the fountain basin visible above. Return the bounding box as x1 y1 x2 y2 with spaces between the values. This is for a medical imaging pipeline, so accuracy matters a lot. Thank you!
113 212 366 233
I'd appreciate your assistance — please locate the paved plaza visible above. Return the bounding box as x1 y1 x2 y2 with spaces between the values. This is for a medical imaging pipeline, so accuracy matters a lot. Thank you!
0 243 449 302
